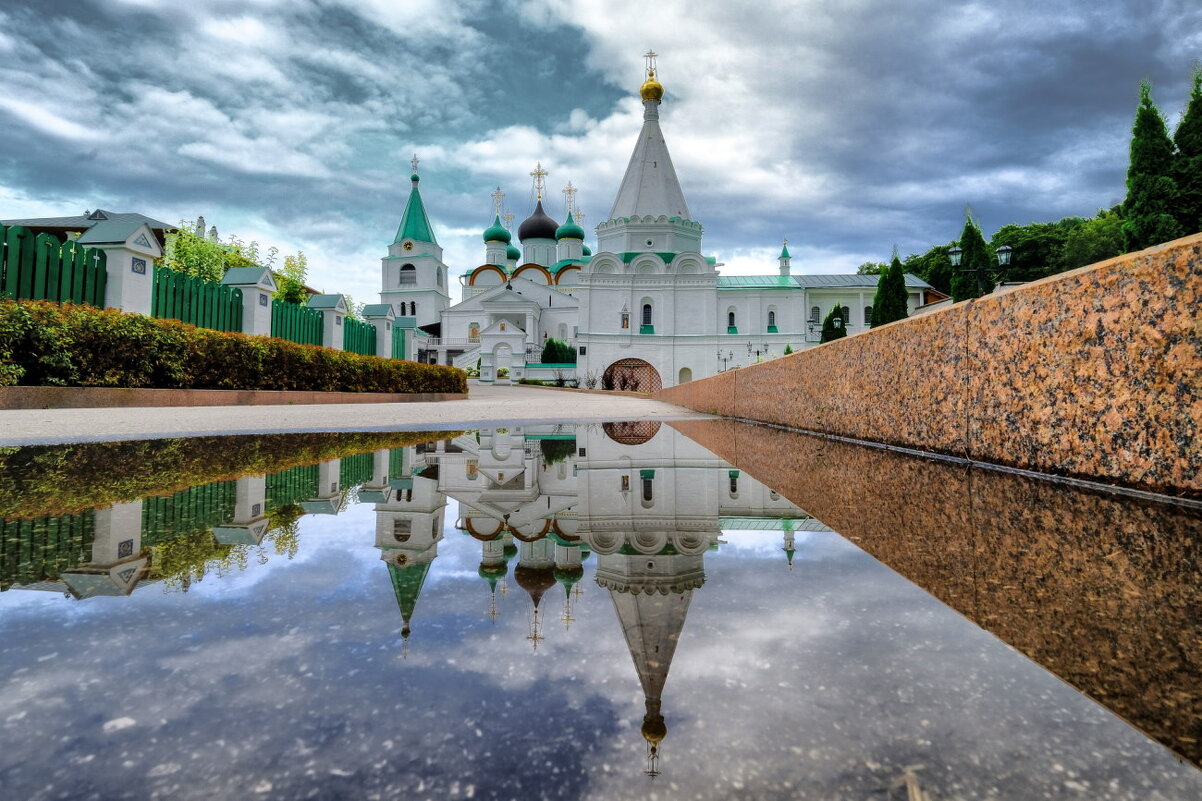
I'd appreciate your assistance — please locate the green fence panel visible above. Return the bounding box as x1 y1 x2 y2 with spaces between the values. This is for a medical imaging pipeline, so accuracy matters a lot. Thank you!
141 480 237 546
2 225 34 299
339 452 374 488
0 511 95 590
271 299 323 346
265 464 320 509
152 266 242 332
391 326 406 359
0 226 107 307
343 316 376 355
34 233 59 300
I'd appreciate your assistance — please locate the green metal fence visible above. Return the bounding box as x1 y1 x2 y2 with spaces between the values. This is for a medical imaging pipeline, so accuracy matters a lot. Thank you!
271 299 323 346
141 481 237 545
0 511 96 590
343 316 377 356
0 224 108 307
152 266 243 332
391 326 407 359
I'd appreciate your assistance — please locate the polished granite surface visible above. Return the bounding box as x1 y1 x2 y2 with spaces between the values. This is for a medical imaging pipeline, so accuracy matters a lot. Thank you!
1 422 1199 800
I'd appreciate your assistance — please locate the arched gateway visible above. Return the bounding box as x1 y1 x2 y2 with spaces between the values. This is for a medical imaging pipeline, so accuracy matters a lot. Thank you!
603 359 662 393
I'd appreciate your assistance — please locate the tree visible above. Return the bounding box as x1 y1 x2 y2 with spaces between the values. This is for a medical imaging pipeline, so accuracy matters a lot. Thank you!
1173 66 1202 235
904 245 954 296
1122 81 1184 251
950 217 994 302
783 344 793 355
1061 209 1124 271
871 252 909 326
988 217 1086 282
275 252 309 304
159 219 263 282
819 306 846 343
540 338 577 364
856 261 887 275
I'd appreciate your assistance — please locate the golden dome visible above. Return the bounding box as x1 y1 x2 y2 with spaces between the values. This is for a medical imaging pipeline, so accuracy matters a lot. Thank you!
641 713 667 744
640 70 664 102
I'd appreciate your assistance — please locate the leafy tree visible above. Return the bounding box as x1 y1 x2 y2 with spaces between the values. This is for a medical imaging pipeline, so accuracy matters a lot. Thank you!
871 252 909 326
819 306 846 343
540 337 577 363
1061 209 1124 271
856 261 887 275
783 344 793 355
1122 81 1184 251
988 217 1086 282
904 245 954 296
1173 66 1202 234
275 251 310 304
159 219 263 282
950 217 994 302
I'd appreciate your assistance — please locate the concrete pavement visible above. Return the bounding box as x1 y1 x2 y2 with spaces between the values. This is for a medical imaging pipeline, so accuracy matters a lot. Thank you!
0 382 711 446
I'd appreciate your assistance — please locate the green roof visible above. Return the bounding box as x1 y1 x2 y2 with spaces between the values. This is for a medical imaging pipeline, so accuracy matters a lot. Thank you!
394 180 438 245
506 243 521 260
483 214 511 244
76 219 147 245
360 303 393 318
551 257 589 272
220 266 273 286
555 211 585 241
388 560 432 636
619 251 678 264
780 242 791 259
716 275 800 290
306 293 346 309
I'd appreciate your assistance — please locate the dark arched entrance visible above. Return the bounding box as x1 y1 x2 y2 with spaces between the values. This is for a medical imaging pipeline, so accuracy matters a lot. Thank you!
602 358 662 393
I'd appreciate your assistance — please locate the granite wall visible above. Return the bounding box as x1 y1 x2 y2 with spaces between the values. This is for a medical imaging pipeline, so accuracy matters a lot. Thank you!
658 234 1202 498
671 418 1202 766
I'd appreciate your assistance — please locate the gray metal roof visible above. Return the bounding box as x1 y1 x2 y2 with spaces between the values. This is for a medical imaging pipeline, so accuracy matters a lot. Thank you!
1 209 173 231
793 273 932 290
76 219 149 245
221 266 274 286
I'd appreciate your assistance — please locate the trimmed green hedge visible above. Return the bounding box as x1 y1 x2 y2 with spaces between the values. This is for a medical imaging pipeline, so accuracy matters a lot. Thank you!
0 300 466 394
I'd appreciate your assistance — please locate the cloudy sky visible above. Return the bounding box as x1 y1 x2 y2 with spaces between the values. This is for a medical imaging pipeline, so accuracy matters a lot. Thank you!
1 0 1199 303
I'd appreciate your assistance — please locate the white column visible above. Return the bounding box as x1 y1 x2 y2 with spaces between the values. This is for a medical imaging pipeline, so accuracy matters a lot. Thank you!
91 500 144 565
99 245 154 315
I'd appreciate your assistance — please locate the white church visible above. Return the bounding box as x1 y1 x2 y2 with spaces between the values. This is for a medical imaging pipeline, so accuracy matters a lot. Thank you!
378 54 940 390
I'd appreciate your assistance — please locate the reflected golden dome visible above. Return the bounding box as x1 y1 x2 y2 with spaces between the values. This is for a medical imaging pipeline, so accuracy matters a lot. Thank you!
640 70 664 102
641 713 667 745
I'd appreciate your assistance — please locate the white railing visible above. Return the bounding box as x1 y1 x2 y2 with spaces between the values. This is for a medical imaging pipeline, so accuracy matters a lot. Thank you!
427 337 479 347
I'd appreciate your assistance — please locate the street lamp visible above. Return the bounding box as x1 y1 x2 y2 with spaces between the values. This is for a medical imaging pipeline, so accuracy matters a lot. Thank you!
747 342 769 361
717 348 734 372
996 244 1012 267
950 244 987 296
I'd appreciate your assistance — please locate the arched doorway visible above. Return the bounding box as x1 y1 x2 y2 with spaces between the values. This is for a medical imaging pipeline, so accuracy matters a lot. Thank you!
602 358 662 392
678 367 692 383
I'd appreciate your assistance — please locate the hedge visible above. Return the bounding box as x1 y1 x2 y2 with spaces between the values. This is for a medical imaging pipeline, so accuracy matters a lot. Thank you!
0 300 466 394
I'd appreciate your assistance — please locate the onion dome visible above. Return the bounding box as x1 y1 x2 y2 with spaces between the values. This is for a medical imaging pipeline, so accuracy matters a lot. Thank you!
642 712 667 745
582 244 592 256
410 173 420 184
518 200 559 241
555 211 585 241
506 243 521 261
554 565 585 585
483 214 511 244
513 564 556 606
640 70 664 102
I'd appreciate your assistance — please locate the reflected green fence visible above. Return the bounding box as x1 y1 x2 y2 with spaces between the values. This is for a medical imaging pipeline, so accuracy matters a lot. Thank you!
271 299 323 346
265 464 320 508
152 266 243 332
0 224 108 307
142 481 237 545
340 452 374 487
0 511 95 590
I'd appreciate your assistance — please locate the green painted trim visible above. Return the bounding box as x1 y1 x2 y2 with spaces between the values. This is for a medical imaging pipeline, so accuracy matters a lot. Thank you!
639 469 655 479
727 326 738 334
639 324 654 334
767 325 778 333
524 362 576 368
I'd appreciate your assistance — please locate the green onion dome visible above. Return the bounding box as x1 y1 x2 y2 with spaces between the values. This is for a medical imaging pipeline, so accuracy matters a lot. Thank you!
410 173 420 183
483 214 511 244
506 243 521 261
582 244 592 256
555 211 585 241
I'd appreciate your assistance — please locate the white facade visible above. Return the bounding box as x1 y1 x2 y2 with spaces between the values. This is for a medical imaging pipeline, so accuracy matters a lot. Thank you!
385 68 936 380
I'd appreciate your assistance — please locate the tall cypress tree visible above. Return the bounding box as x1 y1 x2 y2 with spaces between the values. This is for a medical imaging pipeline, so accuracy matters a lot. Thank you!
1173 66 1202 235
1122 81 1185 251
950 217 993 302
871 251 910 326
819 306 847 343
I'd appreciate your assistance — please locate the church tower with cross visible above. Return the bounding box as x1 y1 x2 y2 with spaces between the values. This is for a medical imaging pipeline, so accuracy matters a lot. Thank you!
379 155 452 328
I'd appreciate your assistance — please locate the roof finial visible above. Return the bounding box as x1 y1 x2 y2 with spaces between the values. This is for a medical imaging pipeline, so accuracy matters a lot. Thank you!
640 51 664 102
562 181 577 216
574 208 585 227
410 153 420 174
530 162 548 201
502 209 514 229
644 49 658 79
491 186 505 217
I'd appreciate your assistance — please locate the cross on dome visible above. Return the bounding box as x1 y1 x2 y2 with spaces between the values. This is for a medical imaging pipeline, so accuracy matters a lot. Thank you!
410 154 419 173
491 186 505 216
562 181 577 214
530 162 548 200
644 49 658 78
502 210 514 229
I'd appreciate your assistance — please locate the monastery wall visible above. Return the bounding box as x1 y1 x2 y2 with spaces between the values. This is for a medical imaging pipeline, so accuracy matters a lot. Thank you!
657 233 1202 498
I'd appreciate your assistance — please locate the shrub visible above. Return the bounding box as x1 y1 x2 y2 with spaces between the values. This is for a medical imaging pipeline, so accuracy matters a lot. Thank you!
540 338 577 363
0 300 466 394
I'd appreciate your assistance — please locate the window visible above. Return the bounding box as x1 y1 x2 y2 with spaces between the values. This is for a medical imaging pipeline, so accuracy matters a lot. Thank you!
841 305 850 322
400 264 416 285
437 268 443 287
727 311 735 327
865 305 874 326
393 519 411 541
809 305 820 323
767 310 776 327
641 304 652 326
729 475 739 495
642 477 653 503
411 302 417 316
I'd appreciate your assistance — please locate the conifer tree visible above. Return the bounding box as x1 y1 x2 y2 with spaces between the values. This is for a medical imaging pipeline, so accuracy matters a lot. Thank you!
819 306 847 343
1173 66 1202 235
950 217 993 302
1122 81 1185 251
871 250 910 326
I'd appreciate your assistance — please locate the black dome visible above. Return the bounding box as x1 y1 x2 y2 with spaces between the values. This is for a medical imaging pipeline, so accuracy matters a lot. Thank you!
518 200 559 241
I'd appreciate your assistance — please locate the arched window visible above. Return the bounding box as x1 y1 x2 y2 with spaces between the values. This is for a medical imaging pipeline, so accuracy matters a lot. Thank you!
864 305 874 326
642 476 653 503
400 264 416 284
767 310 776 328
727 309 736 331
809 305 820 323
436 268 443 287
411 302 417 316
642 303 652 326
841 305 850 322
729 474 739 496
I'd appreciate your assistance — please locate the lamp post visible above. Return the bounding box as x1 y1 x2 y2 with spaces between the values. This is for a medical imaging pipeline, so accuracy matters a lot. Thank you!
747 342 769 362
995 244 1013 283
717 348 733 372
949 244 987 297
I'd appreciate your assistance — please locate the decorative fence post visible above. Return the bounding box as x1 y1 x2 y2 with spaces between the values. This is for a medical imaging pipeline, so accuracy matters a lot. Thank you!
89 223 161 314
361 304 396 359
220 267 276 337
306 294 347 351
212 475 270 546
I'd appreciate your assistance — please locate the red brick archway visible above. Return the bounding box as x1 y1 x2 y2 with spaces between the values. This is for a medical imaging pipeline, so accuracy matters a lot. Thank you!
603 358 662 393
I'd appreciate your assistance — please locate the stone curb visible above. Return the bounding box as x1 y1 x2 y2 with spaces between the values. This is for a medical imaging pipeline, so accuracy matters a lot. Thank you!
0 386 468 410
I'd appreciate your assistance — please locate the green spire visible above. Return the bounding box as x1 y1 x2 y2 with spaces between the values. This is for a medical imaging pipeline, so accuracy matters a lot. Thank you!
555 211 586 241
394 174 438 245
779 240 791 259
483 214 512 244
388 559 432 637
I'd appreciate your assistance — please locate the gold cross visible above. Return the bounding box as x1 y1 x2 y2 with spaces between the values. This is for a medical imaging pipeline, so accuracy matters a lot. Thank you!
502 209 514 229
575 208 585 227
562 181 576 214
644 50 658 78
410 154 419 173
530 162 548 200
491 186 505 216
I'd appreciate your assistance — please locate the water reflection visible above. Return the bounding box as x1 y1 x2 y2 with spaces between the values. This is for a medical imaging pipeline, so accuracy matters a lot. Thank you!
0 422 1199 799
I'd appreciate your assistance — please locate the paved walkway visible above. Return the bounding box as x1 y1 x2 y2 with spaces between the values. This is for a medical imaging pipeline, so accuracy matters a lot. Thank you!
0 383 709 446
